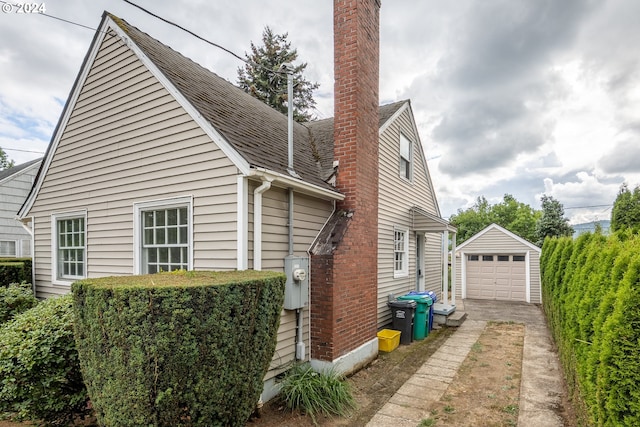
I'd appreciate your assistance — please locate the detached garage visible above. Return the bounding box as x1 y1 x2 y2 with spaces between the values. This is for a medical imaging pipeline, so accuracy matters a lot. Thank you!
454 223 541 304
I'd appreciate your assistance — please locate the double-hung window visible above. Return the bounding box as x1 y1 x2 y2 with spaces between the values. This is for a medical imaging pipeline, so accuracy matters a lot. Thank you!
394 228 409 278
399 133 412 181
52 212 86 283
135 197 192 274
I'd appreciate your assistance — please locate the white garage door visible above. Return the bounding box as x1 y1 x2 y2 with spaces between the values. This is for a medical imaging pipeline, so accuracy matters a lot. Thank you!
466 254 526 301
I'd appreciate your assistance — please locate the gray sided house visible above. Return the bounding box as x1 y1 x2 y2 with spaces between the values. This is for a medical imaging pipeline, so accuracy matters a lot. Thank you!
454 223 541 304
18 7 454 400
0 158 41 257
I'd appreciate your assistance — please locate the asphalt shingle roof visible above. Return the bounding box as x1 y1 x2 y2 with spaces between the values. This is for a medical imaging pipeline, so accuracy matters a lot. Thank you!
110 14 407 192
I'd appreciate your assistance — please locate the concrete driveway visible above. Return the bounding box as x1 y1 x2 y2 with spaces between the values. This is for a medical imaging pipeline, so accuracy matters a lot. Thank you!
462 299 567 427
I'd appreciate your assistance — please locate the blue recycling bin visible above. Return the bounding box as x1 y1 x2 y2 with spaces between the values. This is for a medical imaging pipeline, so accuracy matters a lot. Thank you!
408 291 437 332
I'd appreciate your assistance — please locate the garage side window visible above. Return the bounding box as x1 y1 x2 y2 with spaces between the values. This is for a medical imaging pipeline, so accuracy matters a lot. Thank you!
52 211 87 284
394 228 409 278
513 255 526 261
135 197 192 274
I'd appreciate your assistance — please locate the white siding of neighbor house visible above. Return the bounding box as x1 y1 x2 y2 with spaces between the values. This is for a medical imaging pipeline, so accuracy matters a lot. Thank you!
247 182 334 380
26 33 240 298
378 105 443 329
455 227 541 304
0 162 40 257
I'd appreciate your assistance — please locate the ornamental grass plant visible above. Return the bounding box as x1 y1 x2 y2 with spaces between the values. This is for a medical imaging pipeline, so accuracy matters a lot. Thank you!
279 362 356 425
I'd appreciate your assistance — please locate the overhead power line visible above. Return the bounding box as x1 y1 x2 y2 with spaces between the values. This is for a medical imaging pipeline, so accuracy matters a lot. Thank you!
564 204 612 210
122 0 284 76
1 147 45 154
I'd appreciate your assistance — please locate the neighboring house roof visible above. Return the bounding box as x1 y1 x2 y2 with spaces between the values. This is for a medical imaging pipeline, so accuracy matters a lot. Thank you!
0 158 42 185
455 223 541 253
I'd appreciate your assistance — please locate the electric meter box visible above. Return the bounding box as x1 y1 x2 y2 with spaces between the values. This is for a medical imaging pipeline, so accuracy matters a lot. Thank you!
284 255 309 310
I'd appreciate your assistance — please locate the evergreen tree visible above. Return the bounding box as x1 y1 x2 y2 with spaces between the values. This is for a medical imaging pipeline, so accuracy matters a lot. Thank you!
237 26 319 122
611 183 640 232
535 195 573 246
0 147 14 170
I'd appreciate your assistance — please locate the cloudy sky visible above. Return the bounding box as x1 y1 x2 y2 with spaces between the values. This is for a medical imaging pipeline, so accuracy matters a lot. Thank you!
1 0 639 224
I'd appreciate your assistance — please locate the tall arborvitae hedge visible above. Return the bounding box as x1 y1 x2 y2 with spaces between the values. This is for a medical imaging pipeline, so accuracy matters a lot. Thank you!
541 231 640 426
72 270 285 427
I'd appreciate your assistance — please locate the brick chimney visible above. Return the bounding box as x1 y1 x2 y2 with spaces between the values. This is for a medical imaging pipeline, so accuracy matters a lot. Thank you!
310 0 380 366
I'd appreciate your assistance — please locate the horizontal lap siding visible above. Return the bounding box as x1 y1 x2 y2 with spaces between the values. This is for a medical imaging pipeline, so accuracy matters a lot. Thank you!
378 108 442 329
27 33 239 297
254 184 333 381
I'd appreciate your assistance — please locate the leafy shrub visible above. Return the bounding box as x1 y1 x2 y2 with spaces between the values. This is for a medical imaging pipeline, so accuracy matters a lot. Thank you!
0 258 32 287
0 282 38 324
0 294 88 425
279 363 356 424
73 270 285 427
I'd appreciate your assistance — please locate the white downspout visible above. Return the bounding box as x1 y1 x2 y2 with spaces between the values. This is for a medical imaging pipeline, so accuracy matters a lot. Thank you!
253 179 272 271
18 216 35 294
442 230 449 305
451 231 457 306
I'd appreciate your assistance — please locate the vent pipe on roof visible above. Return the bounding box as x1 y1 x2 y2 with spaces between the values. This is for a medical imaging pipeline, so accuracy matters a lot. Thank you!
279 62 295 173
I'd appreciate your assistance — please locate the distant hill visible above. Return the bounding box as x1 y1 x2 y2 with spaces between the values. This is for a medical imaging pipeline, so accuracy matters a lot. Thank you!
572 220 611 238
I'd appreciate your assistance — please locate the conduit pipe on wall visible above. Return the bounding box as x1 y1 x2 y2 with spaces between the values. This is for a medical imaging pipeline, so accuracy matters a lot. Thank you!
253 179 272 271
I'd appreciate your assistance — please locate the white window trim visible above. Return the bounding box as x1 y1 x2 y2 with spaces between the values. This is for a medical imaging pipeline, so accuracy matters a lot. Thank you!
133 196 193 275
399 133 413 182
51 210 87 286
393 227 409 278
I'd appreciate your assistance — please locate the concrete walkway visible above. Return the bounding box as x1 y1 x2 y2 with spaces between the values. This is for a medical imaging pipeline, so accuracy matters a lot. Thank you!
366 299 565 427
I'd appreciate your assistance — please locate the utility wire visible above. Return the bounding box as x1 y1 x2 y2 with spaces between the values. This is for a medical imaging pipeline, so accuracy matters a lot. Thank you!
122 0 286 76
0 1 97 31
564 204 612 210
2 147 45 154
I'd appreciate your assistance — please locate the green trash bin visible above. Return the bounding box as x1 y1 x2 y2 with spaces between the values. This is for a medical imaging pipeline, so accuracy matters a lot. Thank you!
397 294 432 340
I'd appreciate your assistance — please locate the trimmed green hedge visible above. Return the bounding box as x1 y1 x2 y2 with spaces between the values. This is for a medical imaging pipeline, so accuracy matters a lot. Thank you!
72 270 285 427
0 258 32 287
0 294 88 425
541 230 640 425
0 282 38 324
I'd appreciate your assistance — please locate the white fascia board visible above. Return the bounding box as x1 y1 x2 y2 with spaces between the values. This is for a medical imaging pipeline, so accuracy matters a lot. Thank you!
457 223 541 253
249 168 344 201
380 101 444 218
19 16 251 219
18 18 111 218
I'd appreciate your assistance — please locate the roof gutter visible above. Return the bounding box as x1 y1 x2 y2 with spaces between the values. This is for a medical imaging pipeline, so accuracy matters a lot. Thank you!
248 168 344 201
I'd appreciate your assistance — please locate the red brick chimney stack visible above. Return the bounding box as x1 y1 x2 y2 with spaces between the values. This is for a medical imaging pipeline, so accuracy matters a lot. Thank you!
311 0 380 363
